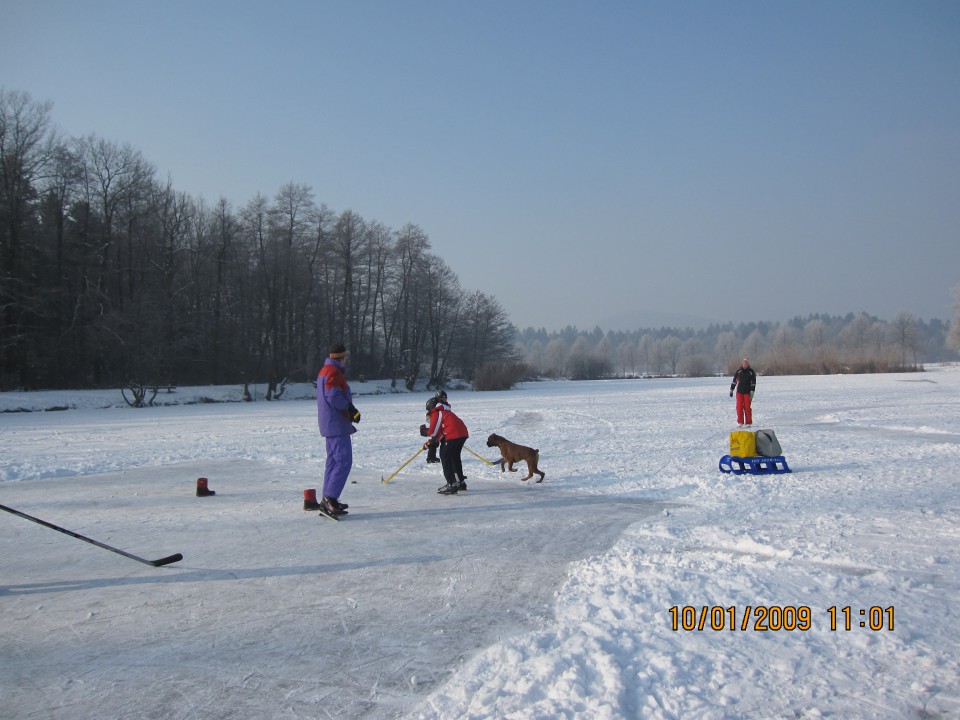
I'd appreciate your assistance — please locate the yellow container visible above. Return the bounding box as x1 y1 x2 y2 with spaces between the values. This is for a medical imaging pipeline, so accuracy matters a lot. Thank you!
729 430 757 457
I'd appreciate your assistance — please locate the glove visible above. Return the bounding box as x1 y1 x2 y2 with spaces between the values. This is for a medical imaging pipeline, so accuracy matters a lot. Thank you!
729 390 733 398
348 404 361 423
419 424 428 437
749 391 754 400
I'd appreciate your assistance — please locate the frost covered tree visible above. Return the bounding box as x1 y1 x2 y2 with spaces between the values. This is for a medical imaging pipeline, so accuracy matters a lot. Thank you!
889 311 921 368
948 289 960 354
738 329 765 371
544 338 568 378
714 330 738 370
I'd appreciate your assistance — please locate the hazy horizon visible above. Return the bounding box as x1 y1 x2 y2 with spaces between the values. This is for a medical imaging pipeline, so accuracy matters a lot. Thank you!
520 306 953 334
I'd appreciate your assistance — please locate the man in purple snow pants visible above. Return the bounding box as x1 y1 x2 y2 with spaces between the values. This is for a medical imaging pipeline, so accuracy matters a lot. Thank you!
316 343 360 516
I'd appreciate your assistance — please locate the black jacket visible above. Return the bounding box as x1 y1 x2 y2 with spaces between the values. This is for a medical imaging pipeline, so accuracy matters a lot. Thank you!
731 367 757 395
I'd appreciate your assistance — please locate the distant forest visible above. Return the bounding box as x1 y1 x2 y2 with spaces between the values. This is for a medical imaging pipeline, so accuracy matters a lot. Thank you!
2 89 959 393
514 312 959 381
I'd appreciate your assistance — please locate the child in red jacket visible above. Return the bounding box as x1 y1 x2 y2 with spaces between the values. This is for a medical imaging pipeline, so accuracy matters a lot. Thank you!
424 391 469 494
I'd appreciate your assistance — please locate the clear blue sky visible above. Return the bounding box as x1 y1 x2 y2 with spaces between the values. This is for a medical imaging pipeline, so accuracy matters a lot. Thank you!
3 1 958 330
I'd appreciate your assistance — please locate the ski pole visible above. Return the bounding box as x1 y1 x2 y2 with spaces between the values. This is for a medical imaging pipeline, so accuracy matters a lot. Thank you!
464 445 495 465
381 446 425 484
0 503 183 567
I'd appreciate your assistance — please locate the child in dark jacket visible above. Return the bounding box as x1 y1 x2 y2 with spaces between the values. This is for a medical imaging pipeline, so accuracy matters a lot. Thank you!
421 396 442 463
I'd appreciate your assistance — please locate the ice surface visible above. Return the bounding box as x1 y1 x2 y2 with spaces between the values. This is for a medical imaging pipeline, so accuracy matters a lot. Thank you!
2 369 959 718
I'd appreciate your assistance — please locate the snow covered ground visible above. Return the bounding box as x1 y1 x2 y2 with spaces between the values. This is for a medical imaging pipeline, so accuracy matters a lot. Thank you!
1 368 959 719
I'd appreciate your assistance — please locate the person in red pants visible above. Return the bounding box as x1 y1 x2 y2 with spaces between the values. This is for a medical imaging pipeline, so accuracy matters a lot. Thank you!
730 358 757 427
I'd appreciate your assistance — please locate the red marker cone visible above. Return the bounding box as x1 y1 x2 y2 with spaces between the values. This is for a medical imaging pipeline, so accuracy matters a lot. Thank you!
303 488 320 511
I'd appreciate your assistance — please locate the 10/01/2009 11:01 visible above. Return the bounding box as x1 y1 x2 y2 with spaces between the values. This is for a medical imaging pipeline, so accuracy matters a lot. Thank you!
668 605 895 632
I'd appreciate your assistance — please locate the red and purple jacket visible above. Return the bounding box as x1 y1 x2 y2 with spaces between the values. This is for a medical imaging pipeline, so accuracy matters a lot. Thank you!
317 358 356 437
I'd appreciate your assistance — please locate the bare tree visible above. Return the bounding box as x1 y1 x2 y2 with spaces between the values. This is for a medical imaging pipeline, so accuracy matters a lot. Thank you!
767 323 801 375
662 335 682 375
567 335 609 379
637 333 652 375
949 289 960 355
35 140 83 386
804 318 827 351
739 329 765 371
207 197 237 383
682 354 713 377
148 178 194 382
544 337 567 378
524 339 544 375
424 258 463 387
0 90 58 388
617 340 639 376
454 290 514 383
651 337 665 375
355 220 391 371
714 330 738 372
378 223 431 385
75 135 156 384
78 135 155 302
680 337 711 376
839 312 873 365
889 311 920 368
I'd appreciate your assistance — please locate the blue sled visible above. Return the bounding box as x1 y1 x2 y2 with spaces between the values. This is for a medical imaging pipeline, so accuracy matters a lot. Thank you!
719 455 791 475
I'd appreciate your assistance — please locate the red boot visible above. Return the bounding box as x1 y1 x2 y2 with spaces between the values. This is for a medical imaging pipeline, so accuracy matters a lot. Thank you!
303 488 320 511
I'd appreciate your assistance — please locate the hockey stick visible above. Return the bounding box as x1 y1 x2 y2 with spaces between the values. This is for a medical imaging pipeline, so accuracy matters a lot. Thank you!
381 446 425 484
464 445 495 465
0 503 183 567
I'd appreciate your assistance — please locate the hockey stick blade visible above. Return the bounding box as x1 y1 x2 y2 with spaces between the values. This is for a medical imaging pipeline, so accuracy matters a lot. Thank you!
1 502 182 569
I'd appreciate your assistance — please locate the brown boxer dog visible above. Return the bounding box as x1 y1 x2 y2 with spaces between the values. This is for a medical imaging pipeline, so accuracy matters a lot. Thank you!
486 433 546 483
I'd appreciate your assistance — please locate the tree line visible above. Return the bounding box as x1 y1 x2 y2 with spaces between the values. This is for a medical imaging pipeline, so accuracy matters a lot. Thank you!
515 310 960 380
0 89 515 393
3 89 958 393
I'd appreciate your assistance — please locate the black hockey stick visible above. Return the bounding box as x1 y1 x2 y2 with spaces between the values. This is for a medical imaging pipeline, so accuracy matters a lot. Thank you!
0 503 183 567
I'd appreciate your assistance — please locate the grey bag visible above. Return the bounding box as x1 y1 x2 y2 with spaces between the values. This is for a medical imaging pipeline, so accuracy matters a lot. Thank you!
755 429 782 457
